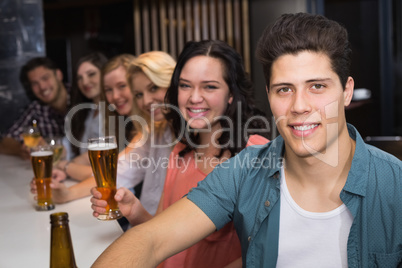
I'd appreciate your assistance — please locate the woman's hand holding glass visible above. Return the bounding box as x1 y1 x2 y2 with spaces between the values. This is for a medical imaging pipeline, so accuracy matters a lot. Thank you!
90 187 152 226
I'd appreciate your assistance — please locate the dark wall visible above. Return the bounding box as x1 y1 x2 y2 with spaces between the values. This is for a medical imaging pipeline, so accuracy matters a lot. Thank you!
43 0 134 85
325 0 382 137
0 0 45 134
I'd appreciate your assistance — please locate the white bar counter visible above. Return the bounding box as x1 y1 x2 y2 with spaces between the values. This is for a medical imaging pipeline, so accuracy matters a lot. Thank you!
0 154 123 267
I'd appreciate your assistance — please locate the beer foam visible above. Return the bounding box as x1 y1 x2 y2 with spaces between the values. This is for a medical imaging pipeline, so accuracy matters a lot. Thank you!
88 142 117 151
31 151 53 157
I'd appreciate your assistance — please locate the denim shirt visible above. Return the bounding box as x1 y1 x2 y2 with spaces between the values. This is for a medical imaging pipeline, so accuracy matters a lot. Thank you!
187 124 402 267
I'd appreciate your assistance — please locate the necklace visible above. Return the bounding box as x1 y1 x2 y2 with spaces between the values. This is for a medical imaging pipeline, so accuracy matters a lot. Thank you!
194 150 203 160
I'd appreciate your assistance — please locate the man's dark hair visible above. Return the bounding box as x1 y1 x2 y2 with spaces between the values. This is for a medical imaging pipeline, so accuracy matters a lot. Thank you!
256 12 352 90
19 57 60 101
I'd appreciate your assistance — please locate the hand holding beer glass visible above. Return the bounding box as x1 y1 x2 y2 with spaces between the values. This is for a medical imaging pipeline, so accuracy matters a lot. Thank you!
88 136 122 220
31 145 55 211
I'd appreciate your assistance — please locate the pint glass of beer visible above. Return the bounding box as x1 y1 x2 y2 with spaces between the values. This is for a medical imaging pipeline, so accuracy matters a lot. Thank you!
88 136 122 220
31 145 55 211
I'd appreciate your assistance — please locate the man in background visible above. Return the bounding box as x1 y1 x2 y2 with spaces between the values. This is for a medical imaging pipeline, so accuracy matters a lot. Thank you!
0 57 68 159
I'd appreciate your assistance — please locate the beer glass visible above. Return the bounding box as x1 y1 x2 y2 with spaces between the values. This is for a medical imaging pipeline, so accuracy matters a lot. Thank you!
46 136 64 166
88 136 122 220
22 120 41 149
30 145 55 211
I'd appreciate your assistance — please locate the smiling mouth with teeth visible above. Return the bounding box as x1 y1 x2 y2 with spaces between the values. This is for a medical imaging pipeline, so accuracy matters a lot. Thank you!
292 124 319 131
189 108 208 113
41 89 52 96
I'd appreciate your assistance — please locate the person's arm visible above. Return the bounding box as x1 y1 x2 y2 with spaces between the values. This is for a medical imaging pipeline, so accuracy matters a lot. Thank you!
55 150 93 181
0 137 30 159
71 152 90 165
51 176 96 203
55 160 93 181
92 197 216 267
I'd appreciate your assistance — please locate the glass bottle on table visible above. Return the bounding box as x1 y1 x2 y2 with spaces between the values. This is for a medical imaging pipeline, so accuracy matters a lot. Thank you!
50 212 77 268
22 119 41 149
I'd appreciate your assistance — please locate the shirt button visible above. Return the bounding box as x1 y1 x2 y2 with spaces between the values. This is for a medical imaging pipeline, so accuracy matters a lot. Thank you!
248 236 251 242
264 200 271 207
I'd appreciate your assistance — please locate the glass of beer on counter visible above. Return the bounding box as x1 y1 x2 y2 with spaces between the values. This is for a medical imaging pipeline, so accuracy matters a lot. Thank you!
88 136 122 220
30 145 55 211
22 119 41 149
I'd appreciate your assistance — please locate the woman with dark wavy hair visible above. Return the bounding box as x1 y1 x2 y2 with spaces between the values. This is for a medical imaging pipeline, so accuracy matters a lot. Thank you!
91 40 269 267
164 40 268 158
67 52 108 159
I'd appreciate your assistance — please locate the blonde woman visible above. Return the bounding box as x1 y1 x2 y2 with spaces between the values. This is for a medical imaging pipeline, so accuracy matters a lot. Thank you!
116 51 176 215
101 54 137 149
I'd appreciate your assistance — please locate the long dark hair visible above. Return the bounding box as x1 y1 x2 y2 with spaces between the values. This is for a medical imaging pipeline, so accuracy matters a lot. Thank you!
70 52 108 157
164 40 268 158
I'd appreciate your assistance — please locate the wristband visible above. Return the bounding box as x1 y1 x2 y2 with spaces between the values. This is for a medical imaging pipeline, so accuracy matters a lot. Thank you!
63 161 71 174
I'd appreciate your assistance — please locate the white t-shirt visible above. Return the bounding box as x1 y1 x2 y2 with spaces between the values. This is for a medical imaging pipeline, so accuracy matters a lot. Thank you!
116 127 172 215
276 166 353 267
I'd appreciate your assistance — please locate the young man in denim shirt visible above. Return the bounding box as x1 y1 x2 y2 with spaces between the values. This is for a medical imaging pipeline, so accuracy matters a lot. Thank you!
92 13 402 267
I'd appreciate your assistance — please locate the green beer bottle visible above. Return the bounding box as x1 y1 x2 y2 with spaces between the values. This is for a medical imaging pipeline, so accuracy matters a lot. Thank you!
50 212 78 268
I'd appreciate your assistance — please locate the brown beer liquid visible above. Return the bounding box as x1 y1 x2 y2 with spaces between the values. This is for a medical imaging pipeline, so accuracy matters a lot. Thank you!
31 151 53 206
50 212 77 268
23 132 41 148
35 177 52 206
97 187 119 212
88 144 119 212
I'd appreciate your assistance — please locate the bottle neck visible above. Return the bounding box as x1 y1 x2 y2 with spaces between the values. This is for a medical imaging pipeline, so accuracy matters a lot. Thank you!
50 213 77 268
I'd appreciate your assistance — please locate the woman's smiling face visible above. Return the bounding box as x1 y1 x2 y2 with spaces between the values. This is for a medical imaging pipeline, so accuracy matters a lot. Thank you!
131 72 167 122
177 56 233 131
103 66 134 116
77 61 102 101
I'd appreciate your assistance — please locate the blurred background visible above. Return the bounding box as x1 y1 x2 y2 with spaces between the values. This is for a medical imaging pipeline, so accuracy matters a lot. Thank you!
1 0 401 158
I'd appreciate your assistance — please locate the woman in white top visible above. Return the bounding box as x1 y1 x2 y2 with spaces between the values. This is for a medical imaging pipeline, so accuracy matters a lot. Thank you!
116 51 176 215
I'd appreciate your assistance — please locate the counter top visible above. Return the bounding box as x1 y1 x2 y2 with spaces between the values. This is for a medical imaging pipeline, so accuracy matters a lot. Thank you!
0 154 123 267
